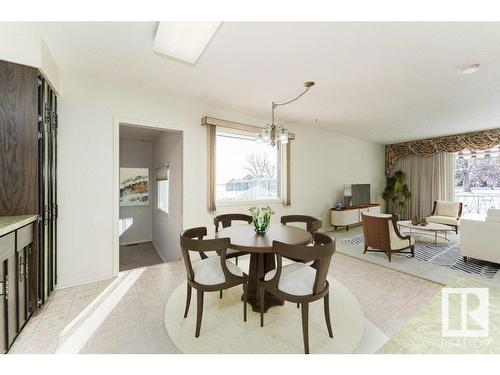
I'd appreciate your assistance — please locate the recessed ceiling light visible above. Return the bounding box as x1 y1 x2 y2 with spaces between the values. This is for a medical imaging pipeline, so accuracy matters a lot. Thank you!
153 22 221 65
460 64 480 75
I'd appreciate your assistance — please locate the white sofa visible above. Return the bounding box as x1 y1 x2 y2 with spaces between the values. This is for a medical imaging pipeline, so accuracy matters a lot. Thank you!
460 209 500 264
427 200 462 233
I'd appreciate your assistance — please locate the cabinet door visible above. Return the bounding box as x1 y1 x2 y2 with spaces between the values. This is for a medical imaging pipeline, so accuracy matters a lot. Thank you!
38 76 58 302
17 248 27 328
0 261 6 354
17 224 33 326
6 254 17 346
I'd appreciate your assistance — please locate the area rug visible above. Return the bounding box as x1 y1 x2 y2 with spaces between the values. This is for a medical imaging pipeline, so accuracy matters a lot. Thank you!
164 277 366 354
343 234 500 279
378 277 500 353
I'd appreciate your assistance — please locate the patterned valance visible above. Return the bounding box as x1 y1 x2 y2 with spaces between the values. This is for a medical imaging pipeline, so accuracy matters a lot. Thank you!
385 128 500 176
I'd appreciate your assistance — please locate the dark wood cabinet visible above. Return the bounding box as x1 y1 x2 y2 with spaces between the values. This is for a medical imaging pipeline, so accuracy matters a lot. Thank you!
0 59 58 352
0 260 6 354
0 221 35 353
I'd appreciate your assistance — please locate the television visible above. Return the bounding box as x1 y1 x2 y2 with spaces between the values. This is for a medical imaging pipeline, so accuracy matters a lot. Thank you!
343 184 371 207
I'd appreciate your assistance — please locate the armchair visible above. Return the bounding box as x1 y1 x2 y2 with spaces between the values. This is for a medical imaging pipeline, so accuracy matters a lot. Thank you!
426 200 463 234
361 212 415 262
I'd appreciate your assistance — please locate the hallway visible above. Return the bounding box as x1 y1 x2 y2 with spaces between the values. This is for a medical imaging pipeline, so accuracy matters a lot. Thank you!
119 242 163 271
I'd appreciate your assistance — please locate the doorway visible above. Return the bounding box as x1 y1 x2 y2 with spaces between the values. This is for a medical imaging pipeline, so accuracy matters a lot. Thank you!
116 122 183 272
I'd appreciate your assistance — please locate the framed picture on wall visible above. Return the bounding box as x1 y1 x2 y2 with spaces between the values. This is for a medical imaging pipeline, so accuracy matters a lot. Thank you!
120 167 150 206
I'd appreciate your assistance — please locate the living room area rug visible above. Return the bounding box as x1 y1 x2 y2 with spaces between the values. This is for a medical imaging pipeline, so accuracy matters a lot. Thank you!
343 233 500 279
329 226 500 285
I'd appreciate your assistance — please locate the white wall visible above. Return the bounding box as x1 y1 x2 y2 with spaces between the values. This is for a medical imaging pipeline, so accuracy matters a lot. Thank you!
152 132 183 261
0 25 60 92
119 138 153 245
57 69 385 289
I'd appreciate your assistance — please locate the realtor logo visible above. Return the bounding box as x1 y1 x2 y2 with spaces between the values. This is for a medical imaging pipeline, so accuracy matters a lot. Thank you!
442 288 489 337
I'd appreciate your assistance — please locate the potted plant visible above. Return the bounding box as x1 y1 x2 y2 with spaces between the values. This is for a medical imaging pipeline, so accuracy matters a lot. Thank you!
382 170 411 220
249 206 274 235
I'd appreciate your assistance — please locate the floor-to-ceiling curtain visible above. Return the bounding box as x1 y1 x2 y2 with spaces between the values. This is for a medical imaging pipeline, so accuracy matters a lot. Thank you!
395 152 455 219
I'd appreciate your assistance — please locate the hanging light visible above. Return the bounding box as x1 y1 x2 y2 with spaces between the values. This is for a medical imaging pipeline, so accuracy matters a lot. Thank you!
262 128 271 143
279 128 289 144
256 81 315 146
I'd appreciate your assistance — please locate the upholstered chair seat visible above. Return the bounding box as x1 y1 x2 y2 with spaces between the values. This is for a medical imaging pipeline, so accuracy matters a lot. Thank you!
427 200 463 233
264 263 316 296
426 215 459 226
193 256 244 285
390 231 416 250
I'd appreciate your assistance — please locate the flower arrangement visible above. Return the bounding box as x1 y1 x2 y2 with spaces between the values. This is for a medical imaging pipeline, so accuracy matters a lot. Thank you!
249 206 274 234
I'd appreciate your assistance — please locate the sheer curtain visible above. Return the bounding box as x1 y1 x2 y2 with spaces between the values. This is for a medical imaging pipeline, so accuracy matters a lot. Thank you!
395 152 455 219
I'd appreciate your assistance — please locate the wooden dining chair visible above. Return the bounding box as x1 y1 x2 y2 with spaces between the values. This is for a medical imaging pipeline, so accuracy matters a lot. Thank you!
281 215 322 235
258 232 335 354
180 227 248 337
281 215 322 309
214 213 253 266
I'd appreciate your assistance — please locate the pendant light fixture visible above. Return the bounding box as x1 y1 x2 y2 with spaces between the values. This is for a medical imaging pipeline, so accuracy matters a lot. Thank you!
257 81 315 146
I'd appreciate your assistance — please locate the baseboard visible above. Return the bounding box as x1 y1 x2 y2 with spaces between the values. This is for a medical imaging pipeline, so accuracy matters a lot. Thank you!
119 239 152 246
55 274 114 291
151 241 167 263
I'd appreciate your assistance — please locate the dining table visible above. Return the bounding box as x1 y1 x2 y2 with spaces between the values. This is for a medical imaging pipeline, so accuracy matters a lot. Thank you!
215 223 312 312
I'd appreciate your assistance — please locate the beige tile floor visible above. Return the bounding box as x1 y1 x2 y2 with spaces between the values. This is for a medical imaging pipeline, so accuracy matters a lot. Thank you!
8 253 442 354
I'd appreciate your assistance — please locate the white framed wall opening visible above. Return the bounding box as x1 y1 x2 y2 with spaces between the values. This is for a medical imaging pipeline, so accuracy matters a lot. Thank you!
114 120 183 275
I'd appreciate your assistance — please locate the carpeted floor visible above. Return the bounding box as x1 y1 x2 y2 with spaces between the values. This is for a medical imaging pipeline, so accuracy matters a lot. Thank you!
164 272 388 354
119 241 163 271
343 232 500 279
328 225 500 285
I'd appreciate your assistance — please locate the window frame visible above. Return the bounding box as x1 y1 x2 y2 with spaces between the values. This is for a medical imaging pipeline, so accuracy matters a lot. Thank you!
215 128 283 206
157 179 169 215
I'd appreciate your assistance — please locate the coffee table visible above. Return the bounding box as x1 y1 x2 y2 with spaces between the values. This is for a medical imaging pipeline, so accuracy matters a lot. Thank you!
397 220 453 245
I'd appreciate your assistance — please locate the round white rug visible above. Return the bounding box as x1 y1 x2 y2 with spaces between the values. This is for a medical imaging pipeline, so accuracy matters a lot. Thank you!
164 277 365 354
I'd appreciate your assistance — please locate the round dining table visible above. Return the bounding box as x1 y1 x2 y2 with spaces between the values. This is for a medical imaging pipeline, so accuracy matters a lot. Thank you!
215 223 312 312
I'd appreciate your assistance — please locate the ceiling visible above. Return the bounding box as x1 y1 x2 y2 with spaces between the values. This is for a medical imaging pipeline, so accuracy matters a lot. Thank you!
120 124 163 141
12 22 500 144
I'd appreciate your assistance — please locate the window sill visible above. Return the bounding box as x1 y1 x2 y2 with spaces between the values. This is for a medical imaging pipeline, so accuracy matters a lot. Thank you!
157 207 169 216
216 199 283 207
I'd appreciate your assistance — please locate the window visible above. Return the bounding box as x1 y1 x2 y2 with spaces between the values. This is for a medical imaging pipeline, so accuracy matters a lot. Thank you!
216 130 282 203
157 179 169 214
455 147 500 214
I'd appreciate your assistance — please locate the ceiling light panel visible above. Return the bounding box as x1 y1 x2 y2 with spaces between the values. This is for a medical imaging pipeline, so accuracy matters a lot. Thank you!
153 22 221 65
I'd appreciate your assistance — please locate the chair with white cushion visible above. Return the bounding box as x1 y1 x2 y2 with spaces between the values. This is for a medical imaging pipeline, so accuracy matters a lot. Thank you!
426 200 463 233
180 227 248 337
281 215 322 235
361 212 415 262
214 213 252 266
258 233 335 354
